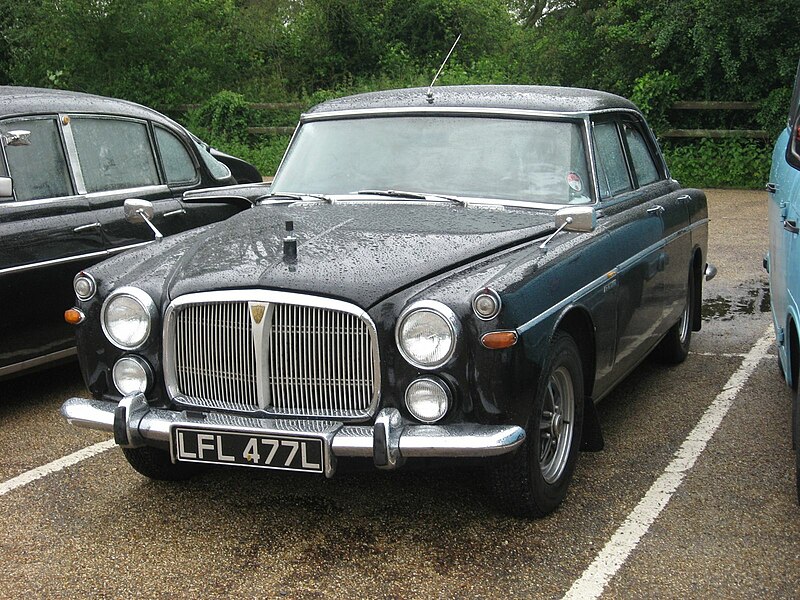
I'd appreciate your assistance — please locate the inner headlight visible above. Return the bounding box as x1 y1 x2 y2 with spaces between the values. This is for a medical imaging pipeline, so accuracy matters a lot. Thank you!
101 287 157 350
395 300 460 369
112 356 153 396
405 376 451 423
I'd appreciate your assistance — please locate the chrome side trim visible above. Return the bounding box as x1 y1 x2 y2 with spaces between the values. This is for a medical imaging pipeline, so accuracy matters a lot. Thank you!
0 240 154 277
59 114 86 194
301 106 644 123
60 397 527 474
0 347 77 378
516 218 709 335
0 250 109 276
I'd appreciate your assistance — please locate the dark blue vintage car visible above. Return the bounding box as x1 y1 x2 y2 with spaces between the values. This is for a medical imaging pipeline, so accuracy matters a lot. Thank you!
0 86 261 379
766 61 800 503
61 85 714 517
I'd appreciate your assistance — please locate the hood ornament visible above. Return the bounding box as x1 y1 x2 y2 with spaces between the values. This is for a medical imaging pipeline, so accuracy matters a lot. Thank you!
283 220 297 262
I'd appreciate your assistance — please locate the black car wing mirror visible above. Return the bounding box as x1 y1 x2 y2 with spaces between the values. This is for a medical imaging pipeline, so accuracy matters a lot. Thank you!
1 130 31 147
124 198 163 241
540 206 596 249
0 176 12 200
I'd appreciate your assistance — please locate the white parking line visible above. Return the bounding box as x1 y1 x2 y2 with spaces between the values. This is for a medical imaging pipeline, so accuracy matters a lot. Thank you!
562 326 774 600
0 439 116 497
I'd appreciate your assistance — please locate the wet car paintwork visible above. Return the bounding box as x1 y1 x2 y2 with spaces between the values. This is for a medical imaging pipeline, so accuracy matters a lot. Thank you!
62 85 710 516
0 86 263 379
766 59 800 501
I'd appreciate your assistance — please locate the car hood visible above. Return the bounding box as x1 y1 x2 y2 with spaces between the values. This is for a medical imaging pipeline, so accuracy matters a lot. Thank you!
165 202 556 307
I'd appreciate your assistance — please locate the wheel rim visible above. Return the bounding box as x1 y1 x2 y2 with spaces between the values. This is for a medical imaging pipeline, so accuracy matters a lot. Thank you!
539 365 576 484
678 288 691 344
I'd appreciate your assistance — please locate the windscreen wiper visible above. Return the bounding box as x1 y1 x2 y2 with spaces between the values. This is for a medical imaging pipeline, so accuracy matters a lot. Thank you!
256 192 334 205
355 189 467 206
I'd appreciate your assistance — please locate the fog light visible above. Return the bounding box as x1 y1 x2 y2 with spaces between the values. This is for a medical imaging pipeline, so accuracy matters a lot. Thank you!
73 272 96 301
472 288 501 320
405 377 451 423
112 356 152 396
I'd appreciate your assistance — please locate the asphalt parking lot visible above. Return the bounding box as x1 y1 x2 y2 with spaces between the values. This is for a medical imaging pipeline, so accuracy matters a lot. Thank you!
1 189 798 599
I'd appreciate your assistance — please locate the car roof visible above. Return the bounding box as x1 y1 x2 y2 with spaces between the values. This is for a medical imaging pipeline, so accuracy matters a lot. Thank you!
305 85 640 116
0 86 178 127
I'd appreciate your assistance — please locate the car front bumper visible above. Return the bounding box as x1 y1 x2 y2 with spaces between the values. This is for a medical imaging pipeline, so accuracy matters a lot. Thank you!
60 395 526 477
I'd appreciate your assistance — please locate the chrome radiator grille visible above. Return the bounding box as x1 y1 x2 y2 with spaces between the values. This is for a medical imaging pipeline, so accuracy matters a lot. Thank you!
165 292 380 419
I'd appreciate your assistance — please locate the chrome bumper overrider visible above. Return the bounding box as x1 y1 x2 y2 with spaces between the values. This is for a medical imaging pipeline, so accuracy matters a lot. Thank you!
60 395 526 477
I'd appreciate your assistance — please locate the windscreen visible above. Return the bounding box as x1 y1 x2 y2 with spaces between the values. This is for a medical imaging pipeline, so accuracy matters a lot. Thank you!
271 115 592 204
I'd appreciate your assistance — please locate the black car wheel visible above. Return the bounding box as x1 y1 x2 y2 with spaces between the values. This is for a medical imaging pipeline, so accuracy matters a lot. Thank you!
489 331 584 517
656 268 695 364
794 386 800 505
121 446 203 481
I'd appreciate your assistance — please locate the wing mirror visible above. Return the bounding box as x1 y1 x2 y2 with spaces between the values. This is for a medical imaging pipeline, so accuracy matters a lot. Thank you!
124 198 163 241
1 130 31 147
540 206 596 249
0 176 12 200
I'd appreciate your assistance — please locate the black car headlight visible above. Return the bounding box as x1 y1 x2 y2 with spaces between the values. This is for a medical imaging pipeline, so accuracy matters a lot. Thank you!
101 287 157 350
395 300 460 369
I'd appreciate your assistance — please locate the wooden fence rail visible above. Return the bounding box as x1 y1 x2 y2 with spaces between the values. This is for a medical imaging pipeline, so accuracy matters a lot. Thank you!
171 100 769 140
662 100 768 140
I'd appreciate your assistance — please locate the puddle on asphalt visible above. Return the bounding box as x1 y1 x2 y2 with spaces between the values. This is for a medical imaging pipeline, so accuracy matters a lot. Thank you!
702 283 771 321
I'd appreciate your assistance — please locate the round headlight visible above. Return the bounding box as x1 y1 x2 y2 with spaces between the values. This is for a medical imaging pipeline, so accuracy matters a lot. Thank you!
112 356 153 396
396 300 459 369
101 287 157 350
405 377 451 423
73 272 96 301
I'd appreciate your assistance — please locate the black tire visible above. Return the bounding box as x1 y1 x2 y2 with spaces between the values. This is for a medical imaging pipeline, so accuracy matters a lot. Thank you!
488 331 584 518
794 386 800 505
121 446 203 481
656 268 695 364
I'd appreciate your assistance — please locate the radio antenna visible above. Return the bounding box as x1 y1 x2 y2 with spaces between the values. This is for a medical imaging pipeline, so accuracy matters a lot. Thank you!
426 33 461 104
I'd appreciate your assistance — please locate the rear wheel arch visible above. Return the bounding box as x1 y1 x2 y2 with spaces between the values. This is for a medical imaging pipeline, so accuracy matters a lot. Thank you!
788 315 799 391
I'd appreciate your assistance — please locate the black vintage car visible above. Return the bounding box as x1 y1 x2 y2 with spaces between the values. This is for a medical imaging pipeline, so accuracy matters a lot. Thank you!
61 85 714 517
0 86 261 379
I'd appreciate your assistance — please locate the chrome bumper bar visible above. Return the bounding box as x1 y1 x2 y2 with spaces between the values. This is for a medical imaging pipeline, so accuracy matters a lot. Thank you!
61 396 526 477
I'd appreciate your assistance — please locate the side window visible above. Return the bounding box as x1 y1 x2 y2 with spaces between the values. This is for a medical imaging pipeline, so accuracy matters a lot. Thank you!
593 121 632 198
624 124 660 186
155 126 197 184
70 117 159 193
2 118 73 201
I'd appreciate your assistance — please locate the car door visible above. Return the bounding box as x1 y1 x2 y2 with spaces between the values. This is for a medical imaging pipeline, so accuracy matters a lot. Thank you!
621 119 691 326
63 114 188 252
592 118 669 380
769 60 800 372
0 115 105 375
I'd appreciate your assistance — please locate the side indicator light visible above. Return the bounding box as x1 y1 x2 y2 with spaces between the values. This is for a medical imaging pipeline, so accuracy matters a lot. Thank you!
64 308 85 325
481 331 518 349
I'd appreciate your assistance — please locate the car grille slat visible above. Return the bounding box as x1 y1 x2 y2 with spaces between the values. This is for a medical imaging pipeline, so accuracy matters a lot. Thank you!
166 293 379 419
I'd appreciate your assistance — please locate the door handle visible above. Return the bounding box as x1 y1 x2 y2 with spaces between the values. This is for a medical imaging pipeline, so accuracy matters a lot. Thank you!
163 208 186 218
766 182 778 194
647 205 665 214
677 194 691 202
73 222 101 233
784 220 799 234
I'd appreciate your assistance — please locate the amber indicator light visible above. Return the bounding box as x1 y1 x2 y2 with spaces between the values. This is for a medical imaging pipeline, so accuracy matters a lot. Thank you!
481 331 518 349
64 308 84 325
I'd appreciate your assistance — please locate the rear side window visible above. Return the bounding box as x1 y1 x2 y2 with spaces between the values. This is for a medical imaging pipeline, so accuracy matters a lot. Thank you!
155 126 197 184
624 124 660 186
2 118 73 201
593 122 632 198
71 117 159 192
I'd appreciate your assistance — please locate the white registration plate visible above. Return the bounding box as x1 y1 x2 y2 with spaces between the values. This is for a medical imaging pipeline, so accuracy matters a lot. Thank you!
171 427 325 474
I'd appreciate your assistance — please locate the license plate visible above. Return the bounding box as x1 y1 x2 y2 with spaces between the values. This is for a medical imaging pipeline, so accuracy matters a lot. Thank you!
171 427 325 474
